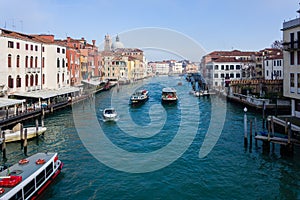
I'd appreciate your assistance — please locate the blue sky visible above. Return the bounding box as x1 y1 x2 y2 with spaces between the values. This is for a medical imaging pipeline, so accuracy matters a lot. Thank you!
0 0 298 61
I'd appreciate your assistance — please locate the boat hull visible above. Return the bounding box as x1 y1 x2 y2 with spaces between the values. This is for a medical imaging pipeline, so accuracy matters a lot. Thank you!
130 96 149 105
130 90 149 105
161 99 178 104
3 127 47 143
103 108 118 121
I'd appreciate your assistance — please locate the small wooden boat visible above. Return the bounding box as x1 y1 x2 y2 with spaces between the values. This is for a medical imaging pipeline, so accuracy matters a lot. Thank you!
161 87 178 103
2 123 47 143
0 152 63 199
130 90 149 105
103 108 118 121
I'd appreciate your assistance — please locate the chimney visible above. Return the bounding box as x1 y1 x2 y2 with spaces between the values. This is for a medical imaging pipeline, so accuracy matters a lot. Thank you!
67 37 71 42
92 40 96 46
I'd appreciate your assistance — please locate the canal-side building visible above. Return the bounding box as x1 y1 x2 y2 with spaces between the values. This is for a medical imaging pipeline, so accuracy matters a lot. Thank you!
201 50 283 90
0 28 68 95
206 57 242 88
100 34 148 82
153 61 170 75
171 61 183 74
262 48 283 80
56 37 101 83
202 50 260 89
282 9 300 117
35 34 69 90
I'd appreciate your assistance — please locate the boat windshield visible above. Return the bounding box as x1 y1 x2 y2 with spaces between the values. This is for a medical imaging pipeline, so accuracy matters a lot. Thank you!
105 109 115 114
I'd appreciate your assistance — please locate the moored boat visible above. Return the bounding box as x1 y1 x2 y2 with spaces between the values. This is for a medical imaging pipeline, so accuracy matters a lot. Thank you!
0 152 63 200
130 90 149 105
103 108 118 121
161 87 178 103
2 123 47 143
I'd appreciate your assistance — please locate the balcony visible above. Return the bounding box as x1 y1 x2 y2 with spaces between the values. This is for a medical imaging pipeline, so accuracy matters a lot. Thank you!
282 41 300 51
26 85 41 92
25 68 32 73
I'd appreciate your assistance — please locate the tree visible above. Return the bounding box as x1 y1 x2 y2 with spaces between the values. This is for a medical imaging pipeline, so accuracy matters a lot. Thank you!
271 40 283 50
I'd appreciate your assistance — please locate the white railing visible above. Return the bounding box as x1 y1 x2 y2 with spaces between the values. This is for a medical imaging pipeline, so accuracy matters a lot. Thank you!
25 68 32 73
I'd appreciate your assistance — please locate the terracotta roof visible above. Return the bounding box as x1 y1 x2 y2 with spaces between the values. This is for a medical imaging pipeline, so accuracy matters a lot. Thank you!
115 48 143 53
208 50 259 57
212 57 256 63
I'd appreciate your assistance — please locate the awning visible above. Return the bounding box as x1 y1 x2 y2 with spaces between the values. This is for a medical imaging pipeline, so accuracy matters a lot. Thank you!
11 87 80 99
0 98 26 108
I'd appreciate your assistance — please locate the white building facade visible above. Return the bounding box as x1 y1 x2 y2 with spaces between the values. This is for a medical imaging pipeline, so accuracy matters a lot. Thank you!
155 62 169 75
172 62 183 74
282 13 300 117
264 57 283 80
0 29 68 95
206 60 242 88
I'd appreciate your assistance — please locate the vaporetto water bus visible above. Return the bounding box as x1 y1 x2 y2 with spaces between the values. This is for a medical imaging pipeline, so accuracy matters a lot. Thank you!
0 152 63 200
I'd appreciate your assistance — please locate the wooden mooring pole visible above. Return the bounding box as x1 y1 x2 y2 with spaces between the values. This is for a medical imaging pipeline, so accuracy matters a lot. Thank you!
41 116 44 128
24 128 28 156
254 117 258 147
2 131 6 160
249 120 253 148
20 123 24 149
262 101 265 129
35 118 39 145
280 122 293 156
271 116 275 151
35 118 38 138
262 117 271 153
244 107 248 147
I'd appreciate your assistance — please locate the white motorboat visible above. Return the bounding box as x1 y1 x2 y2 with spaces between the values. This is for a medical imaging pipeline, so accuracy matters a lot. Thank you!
2 123 47 143
103 108 118 121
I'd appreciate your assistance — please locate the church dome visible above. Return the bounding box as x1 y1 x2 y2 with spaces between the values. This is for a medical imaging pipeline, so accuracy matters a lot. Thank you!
111 35 124 50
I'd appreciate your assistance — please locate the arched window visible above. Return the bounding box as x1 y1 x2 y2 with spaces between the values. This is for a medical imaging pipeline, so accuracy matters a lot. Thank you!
57 73 59 83
35 57 38 68
62 73 64 82
42 74 45 84
30 56 33 68
25 75 29 87
35 74 38 85
25 56 28 68
62 58 65 68
42 57 45 68
8 75 13 88
57 58 60 68
16 55 20 68
8 54 12 67
30 74 34 86
16 75 21 87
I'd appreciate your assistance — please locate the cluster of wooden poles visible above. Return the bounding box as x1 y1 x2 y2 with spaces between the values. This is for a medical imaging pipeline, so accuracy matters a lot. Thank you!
0 117 44 161
243 107 295 155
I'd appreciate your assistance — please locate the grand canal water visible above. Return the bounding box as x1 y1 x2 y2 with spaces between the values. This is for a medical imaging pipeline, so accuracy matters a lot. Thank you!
2 76 300 199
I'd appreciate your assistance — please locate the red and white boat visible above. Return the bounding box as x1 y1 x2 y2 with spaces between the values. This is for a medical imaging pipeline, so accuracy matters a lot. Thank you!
0 152 63 200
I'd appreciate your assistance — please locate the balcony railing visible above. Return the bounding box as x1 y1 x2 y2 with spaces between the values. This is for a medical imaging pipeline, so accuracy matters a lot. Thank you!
26 85 41 92
25 68 32 73
282 41 300 51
